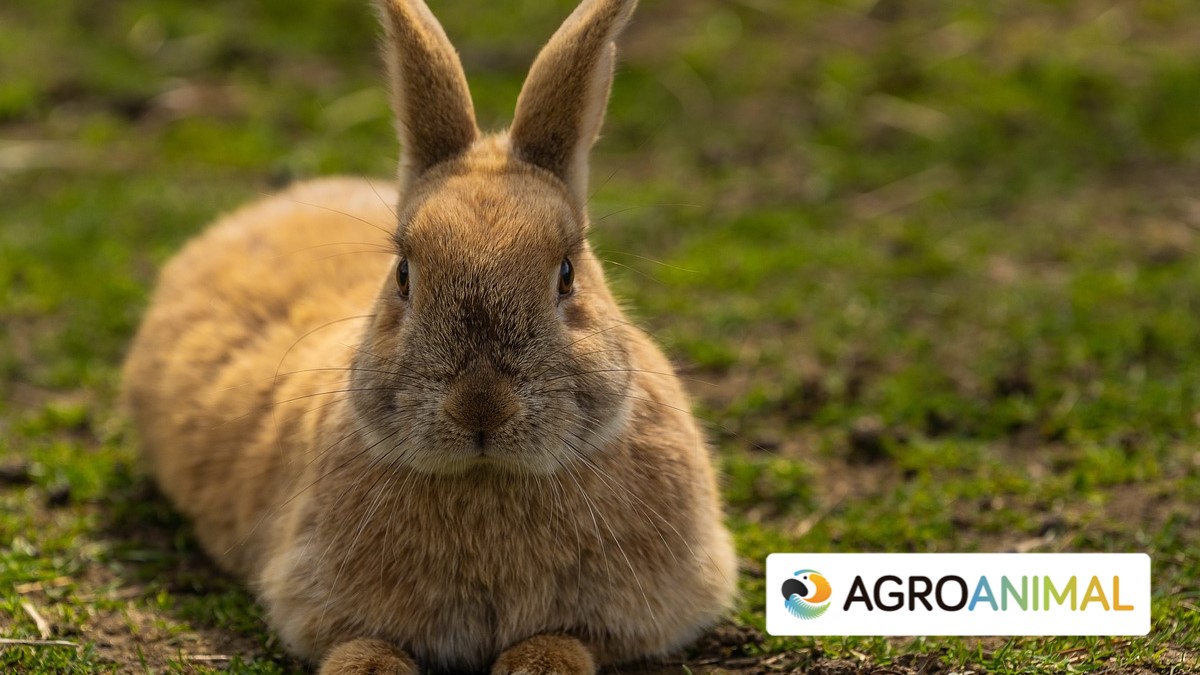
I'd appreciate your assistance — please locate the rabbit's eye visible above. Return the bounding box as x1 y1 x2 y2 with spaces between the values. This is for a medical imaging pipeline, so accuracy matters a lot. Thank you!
558 257 574 295
396 258 410 298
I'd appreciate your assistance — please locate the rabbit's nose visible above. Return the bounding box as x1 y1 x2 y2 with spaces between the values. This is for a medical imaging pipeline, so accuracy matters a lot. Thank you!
442 369 520 436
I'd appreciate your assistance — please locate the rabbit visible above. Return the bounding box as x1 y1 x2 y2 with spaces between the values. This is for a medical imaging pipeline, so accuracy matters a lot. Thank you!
120 0 738 672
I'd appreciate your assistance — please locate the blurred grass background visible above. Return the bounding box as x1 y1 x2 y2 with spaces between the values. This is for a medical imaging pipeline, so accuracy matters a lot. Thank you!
2 0 1199 672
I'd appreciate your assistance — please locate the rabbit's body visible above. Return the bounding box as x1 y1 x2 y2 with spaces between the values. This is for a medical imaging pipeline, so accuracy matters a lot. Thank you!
123 177 398 576
123 1 737 673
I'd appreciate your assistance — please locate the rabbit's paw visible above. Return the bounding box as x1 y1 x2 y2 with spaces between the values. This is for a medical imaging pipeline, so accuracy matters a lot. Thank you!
318 638 418 675
492 635 596 675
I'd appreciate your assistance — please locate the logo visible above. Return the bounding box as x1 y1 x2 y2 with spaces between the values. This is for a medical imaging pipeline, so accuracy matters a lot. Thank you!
767 553 1151 636
781 569 832 620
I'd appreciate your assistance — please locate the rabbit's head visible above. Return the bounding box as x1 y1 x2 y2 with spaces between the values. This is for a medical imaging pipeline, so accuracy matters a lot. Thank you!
349 0 642 475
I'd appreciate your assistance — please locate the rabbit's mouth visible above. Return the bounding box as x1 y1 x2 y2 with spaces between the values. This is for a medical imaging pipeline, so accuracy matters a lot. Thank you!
352 385 634 478
442 418 518 462
427 414 578 475
397 432 568 476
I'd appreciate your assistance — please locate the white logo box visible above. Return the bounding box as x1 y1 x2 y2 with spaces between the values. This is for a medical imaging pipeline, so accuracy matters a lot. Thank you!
766 553 1151 636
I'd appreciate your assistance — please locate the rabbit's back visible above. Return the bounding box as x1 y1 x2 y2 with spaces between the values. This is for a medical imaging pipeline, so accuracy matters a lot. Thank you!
122 177 399 574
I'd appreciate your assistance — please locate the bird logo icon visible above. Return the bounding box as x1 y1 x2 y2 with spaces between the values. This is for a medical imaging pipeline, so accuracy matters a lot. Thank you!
781 569 832 620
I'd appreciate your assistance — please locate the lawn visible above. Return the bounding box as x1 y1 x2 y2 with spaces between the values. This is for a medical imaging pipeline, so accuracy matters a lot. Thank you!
2 0 1199 672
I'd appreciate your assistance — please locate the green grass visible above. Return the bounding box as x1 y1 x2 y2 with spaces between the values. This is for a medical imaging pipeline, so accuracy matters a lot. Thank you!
2 0 1199 672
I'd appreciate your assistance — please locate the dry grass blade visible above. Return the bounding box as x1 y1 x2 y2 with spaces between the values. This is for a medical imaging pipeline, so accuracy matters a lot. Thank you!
20 601 52 639
850 165 953 220
14 577 72 595
0 639 78 649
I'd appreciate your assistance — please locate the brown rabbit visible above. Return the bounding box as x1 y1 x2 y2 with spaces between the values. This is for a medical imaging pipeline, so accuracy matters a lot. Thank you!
121 0 738 672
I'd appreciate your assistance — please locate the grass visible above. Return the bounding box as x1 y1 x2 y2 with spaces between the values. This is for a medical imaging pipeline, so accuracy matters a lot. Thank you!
2 0 1199 672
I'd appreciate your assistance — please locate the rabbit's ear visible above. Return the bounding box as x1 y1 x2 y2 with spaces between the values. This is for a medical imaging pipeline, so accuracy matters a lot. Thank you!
376 0 479 184
509 0 637 207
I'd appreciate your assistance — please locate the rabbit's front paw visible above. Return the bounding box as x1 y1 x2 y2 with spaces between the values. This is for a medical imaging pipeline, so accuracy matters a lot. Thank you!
319 638 418 675
492 635 595 675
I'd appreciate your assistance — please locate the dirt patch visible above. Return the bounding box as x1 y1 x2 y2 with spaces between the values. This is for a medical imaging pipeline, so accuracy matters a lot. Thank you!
2 472 299 672
83 603 274 674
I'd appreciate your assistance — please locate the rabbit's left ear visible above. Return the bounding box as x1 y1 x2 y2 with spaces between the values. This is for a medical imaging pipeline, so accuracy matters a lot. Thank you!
376 0 479 189
509 0 638 209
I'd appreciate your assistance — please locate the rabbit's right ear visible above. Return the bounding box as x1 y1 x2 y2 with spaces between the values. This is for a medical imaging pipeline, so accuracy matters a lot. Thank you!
375 0 479 187
509 0 638 209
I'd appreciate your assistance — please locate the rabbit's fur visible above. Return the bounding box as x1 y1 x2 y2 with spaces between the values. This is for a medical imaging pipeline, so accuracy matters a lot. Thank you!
121 0 738 672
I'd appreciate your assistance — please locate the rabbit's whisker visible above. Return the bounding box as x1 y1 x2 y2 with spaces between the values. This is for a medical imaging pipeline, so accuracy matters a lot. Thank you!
227 394 352 432
536 464 584 606
587 256 667 286
279 197 395 238
562 434 679 565
222 414 373 557
362 176 399 222
527 320 635 380
554 423 732 587
272 314 375 389
532 346 630 373
264 386 419 408
316 447 402 635
551 453 615 589
538 368 717 388
266 241 396 263
593 249 698 274
314 249 401 262
536 404 734 591
556 435 656 622
536 412 680 567
587 117 670 201
272 313 375 459
537 361 722 389
593 202 702 224
220 366 387 393
347 344 433 384
539 385 778 456
200 386 420 430
268 366 424 382
224 408 421 557
557 472 585 607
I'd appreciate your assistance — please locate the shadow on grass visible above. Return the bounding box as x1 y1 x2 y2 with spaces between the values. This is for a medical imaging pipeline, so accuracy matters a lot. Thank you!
96 464 303 672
